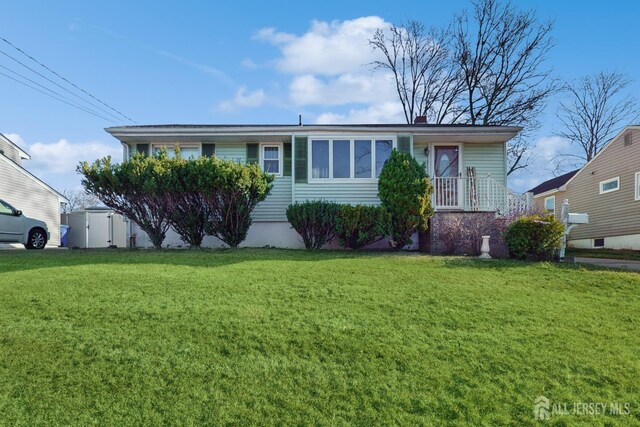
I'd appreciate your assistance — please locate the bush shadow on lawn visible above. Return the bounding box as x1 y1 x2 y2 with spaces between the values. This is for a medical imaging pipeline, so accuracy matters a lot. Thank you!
1 247 623 276
0 247 418 274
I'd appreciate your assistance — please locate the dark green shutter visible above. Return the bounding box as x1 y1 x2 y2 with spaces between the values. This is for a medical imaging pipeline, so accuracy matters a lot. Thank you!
136 143 149 156
202 143 215 157
246 143 259 165
397 135 411 154
283 143 292 177
294 136 308 183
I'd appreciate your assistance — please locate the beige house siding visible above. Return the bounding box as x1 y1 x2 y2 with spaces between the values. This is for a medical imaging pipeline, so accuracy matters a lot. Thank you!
0 156 61 245
562 128 640 241
533 190 566 219
0 138 23 165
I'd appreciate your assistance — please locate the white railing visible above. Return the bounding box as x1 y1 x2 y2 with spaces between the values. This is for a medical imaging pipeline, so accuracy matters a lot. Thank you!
432 176 532 215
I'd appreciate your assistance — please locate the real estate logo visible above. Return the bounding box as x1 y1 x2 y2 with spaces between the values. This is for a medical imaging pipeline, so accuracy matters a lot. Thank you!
533 395 631 420
534 396 550 421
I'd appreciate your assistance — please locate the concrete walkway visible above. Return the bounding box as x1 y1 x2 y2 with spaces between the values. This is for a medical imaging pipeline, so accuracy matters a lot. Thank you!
573 257 640 272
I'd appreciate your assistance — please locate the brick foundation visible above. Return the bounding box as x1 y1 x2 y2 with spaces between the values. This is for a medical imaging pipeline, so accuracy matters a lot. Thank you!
422 211 510 258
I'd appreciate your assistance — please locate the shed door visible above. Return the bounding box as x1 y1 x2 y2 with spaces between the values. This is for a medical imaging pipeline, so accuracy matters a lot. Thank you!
88 213 110 248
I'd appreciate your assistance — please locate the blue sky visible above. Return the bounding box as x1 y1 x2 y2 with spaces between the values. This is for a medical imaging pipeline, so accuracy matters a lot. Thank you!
1 0 639 192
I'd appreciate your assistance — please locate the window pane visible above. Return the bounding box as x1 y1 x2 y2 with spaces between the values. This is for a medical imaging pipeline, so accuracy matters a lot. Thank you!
602 180 618 192
154 147 176 159
354 140 372 178
312 140 329 179
333 140 350 178
180 147 199 160
375 140 393 177
0 201 13 215
264 146 279 159
545 197 554 211
264 160 279 174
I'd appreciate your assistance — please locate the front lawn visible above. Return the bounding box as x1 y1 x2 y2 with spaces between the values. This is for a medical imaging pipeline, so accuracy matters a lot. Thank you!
0 249 638 425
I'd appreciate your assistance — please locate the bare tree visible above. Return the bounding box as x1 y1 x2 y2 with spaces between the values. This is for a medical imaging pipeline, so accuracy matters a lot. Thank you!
371 0 558 175
557 71 637 163
60 189 103 213
370 21 463 125
452 0 557 174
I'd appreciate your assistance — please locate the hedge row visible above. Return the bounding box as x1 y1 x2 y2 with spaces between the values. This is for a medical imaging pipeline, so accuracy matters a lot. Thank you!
286 201 391 250
79 150 274 249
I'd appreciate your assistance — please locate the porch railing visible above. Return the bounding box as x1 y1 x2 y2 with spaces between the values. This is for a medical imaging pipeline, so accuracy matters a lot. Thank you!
432 176 531 215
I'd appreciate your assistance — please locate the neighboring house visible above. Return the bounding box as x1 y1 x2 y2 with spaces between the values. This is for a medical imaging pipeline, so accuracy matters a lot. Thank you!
529 169 579 216
105 123 525 250
0 133 68 246
530 125 640 250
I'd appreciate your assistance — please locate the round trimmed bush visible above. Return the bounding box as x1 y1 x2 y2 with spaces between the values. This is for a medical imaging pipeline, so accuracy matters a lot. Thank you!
504 214 564 260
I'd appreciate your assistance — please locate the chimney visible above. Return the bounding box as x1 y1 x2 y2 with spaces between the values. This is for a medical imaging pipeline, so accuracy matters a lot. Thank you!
414 115 427 124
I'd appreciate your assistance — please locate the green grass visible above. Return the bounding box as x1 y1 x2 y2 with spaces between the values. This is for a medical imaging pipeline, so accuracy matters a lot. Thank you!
0 249 638 425
567 247 640 261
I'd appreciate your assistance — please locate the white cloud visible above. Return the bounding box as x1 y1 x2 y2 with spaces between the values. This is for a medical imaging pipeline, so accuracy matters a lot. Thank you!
27 139 121 175
241 58 258 69
254 27 296 45
248 16 401 121
258 17 389 76
289 72 396 106
216 86 266 112
315 102 405 124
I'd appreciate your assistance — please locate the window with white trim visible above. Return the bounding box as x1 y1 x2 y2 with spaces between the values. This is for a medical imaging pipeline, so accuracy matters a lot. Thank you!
635 172 640 200
544 195 555 213
599 177 620 194
152 144 200 160
261 144 282 176
309 137 395 181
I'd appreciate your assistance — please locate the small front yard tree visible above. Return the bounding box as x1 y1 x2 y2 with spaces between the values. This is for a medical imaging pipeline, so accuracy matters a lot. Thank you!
378 150 434 250
165 154 210 249
79 153 172 250
201 158 274 248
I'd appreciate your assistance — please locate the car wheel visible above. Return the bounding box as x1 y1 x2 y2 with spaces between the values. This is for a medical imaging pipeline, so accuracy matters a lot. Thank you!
26 228 47 250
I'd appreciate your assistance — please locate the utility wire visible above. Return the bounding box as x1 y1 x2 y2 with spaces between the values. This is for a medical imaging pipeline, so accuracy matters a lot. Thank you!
0 47 124 122
0 62 116 120
0 36 136 123
0 70 115 122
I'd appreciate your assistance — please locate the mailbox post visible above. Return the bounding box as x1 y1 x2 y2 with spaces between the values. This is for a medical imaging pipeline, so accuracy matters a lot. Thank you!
559 199 589 261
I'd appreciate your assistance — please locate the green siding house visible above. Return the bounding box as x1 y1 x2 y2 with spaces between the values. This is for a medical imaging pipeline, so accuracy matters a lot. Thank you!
106 123 525 249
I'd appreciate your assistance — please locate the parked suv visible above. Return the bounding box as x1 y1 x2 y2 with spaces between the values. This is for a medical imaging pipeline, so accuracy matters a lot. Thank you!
0 199 49 249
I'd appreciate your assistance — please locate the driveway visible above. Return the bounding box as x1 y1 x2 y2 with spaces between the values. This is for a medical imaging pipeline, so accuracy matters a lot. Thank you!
573 257 640 272
0 244 66 251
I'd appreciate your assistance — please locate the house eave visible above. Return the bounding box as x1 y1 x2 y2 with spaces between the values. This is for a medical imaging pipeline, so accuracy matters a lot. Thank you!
105 124 522 144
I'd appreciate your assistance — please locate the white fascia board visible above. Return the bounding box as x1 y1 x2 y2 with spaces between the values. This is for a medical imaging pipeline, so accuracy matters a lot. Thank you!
105 125 522 144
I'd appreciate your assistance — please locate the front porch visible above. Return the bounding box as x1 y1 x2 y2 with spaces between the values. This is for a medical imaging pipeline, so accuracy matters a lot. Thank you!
432 175 532 215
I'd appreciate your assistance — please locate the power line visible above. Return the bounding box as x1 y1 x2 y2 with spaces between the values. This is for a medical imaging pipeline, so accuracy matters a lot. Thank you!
0 70 115 122
0 46 124 122
0 36 136 123
0 62 117 120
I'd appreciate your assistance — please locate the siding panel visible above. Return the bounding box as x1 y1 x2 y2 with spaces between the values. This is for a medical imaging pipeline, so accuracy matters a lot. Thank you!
294 182 380 205
0 139 23 165
0 157 61 245
463 143 506 185
563 128 640 240
254 176 292 221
